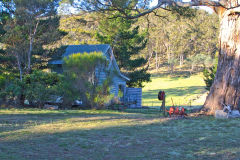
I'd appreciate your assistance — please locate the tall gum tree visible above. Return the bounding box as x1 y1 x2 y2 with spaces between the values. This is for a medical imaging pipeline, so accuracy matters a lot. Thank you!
2 0 62 80
203 3 240 114
73 0 240 114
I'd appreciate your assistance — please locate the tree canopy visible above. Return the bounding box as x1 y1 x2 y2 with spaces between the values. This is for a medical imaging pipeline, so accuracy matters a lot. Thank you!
1 0 63 80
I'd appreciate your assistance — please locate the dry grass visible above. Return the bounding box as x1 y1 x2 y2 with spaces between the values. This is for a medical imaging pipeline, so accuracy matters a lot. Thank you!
1 108 240 160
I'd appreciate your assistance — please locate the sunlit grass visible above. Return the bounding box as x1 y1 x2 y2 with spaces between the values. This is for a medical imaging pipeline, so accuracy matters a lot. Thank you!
142 73 207 107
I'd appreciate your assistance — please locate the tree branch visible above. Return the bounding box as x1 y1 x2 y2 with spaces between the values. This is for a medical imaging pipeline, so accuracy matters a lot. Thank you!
73 0 230 19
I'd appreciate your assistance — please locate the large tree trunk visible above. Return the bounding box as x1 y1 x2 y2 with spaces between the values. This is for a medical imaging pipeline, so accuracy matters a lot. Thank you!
203 8 240 114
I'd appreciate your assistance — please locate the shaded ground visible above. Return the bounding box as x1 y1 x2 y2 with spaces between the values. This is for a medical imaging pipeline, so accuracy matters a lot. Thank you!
1 109 240 160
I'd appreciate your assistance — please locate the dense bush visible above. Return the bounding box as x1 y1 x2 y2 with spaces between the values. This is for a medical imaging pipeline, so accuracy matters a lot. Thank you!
23 70 61 107
0 73 17 101
55 75 80 108
88 78 114 109
5 78 23 101
5 70 61 107
62 52 113 109
0 74 7 99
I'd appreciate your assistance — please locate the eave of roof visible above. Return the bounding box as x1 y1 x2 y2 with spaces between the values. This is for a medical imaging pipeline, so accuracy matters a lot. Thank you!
119 73 130 81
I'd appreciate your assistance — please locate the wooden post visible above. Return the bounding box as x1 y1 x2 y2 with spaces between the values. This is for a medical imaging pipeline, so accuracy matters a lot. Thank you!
162 95 166 117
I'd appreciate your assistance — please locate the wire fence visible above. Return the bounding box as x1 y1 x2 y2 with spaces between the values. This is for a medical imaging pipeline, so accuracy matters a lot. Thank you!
142 100 194 108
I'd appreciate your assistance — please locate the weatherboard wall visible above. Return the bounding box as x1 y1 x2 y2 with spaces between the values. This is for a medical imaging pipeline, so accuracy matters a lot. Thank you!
125 88 142 108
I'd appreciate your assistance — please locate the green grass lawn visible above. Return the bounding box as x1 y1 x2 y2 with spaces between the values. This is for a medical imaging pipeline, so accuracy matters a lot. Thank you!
142 73 207 107
1 108 240 160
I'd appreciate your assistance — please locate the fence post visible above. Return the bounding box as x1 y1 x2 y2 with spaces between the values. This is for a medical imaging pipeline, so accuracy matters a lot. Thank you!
162 95 166 117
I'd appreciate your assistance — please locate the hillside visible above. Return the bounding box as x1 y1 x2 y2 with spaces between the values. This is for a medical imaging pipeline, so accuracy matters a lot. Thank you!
142 73 207 107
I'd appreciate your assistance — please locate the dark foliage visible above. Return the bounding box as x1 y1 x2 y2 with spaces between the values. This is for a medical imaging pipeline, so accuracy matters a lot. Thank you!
203 63 217 91
96 12 150 87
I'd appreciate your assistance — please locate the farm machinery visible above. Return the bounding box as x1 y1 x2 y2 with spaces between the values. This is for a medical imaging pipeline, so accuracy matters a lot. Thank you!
158 91 188 117
165 106 188 117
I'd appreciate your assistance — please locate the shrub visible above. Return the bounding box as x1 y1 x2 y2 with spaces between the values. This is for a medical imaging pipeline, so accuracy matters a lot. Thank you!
89 78 114 109
5 70 61 107
203 62 217 91
0 74 7 99
5 78 23 101
62 52 113 109
23 71 61 107
0 75 6 88
54 75 80 108
0 73 17 101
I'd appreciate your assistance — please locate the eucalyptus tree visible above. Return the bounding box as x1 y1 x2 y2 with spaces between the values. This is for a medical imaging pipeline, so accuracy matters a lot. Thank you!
137 9 218 72
71 0 240 114
2 0 61 80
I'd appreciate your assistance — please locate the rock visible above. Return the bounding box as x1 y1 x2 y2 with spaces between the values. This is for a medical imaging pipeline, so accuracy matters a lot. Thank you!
215 110 228 119
44 104 59 110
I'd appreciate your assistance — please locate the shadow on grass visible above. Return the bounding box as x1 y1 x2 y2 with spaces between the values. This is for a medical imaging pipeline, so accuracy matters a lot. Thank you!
0 110 134 133
1 114 240 160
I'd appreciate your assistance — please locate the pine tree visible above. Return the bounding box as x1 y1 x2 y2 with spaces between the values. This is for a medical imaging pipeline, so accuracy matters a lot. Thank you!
96 12 150 87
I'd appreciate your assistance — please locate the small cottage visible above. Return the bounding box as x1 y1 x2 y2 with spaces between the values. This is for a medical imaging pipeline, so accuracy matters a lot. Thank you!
49 44 142 108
